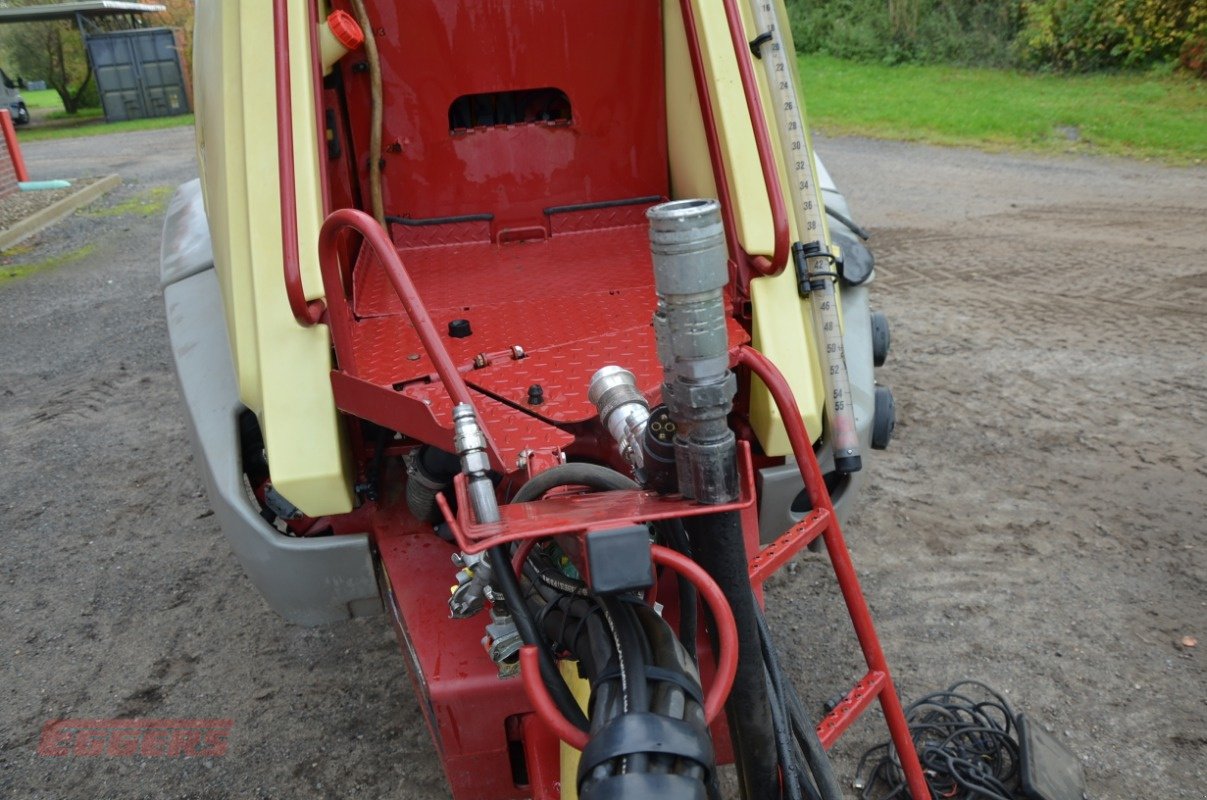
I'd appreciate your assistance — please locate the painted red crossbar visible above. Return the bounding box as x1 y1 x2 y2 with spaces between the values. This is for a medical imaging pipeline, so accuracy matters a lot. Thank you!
437 442 758 553
738 346 932 800
748 507 831 584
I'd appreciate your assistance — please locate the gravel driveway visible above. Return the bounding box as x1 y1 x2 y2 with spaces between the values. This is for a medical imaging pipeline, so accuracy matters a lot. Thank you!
0 126 1203 799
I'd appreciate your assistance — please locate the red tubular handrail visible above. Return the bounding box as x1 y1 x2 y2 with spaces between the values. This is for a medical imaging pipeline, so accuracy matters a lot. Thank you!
718 0 790 277
678 0 746 282
519 544 739 750
273 0 325 326
318 208 478 410
735 345 932 800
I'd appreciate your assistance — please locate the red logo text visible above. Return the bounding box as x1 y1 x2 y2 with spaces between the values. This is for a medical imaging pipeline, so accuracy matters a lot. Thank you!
38 719 233 758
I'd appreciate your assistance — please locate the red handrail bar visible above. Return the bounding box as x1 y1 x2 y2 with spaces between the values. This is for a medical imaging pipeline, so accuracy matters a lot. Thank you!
719 0 790 277
519 543 739 750
273 0 325 326
735 346 932 800
678 0 746 282
318 208 479 410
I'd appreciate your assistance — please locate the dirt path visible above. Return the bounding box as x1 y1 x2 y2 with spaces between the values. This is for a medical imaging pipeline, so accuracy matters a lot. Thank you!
0 129 1202 799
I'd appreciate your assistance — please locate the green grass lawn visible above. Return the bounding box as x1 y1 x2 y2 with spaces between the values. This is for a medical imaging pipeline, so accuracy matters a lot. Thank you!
17 113 194 142
798 55 1206 164
20 88 62 110
14 87 191 140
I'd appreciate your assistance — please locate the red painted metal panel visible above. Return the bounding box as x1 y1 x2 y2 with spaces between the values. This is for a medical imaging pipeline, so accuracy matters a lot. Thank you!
439 442 759 554
333 0 668 236
379 531 531 799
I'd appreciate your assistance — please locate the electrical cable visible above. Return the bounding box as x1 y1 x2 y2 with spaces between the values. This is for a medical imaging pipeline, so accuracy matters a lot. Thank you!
825 205 871 241
755 606 844 800
854 680 1021 800
347 0 385 227
487 545 589 732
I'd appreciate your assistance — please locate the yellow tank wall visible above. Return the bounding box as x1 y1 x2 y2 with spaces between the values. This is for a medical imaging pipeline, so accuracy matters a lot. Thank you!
664 0 831 453
194 0 354 516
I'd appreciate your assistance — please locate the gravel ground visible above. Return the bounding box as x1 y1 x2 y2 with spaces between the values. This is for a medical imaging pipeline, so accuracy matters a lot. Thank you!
0 127 1203 800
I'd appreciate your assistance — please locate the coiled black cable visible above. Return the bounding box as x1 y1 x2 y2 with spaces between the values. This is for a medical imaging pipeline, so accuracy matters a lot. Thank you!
854 680 1021 800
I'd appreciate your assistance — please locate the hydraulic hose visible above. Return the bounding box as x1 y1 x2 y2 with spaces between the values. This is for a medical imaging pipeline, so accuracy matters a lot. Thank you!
487 545 589 732
756 609 844 800
509 464 714 799
405 445 459 522
656 519 698 663
512 462 639 502
685 511 780 800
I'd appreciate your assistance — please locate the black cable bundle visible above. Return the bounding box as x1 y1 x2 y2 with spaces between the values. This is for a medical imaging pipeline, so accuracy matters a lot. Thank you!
854 680 1021 800
496 464 716 800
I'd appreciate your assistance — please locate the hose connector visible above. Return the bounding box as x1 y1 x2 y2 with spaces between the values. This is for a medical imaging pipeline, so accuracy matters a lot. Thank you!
588 366 650 469
453 403 499 524
648 199 738 504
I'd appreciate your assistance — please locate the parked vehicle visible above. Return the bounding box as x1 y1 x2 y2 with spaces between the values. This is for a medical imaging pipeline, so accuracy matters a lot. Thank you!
161 2 922 798
0 69 29 125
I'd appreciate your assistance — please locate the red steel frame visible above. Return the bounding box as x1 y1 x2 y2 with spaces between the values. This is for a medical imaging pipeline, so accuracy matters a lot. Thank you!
268 2 932 798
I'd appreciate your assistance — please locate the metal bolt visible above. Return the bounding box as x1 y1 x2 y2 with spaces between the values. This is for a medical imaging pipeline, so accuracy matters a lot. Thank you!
510 345 526 360
527 384 544 405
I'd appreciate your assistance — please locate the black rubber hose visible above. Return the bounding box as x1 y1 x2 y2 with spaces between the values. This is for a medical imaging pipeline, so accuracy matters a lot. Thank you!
599 597 651 773
685 511 780 800
756 609 844 800
765 663 804 800
634 604 709 782
512 462 639 503
825 204 871 241
487 545 590 732
405 445 460 522
655 519 697 663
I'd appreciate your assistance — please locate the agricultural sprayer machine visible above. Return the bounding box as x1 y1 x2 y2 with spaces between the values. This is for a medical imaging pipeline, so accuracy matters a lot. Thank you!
161 1 921 797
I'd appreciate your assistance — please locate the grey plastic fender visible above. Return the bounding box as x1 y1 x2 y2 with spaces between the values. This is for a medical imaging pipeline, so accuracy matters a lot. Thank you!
161 180 380 625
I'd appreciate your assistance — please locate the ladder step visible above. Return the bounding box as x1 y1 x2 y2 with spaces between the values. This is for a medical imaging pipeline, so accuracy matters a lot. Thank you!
816 670 886 750
748 507 830 585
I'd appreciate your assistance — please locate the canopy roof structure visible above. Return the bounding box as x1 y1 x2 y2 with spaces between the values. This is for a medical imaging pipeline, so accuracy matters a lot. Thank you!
0 2 165 24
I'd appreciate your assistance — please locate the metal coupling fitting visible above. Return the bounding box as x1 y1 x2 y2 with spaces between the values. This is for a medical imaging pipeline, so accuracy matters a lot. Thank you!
452 403 499 524
449 551 493 618
588 365 650 469
647 199 738 504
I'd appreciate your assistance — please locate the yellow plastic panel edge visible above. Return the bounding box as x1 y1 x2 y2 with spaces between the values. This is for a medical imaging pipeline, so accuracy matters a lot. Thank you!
196 0 353 516
665 1 825 453
558 660 591 800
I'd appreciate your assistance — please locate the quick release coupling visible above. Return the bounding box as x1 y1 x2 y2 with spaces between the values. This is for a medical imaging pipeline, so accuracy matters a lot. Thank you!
588 366 650 469
452 403 499 524
647 199 738 504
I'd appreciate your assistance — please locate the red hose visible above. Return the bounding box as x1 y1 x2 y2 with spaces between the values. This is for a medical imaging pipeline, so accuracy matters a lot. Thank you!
518 543 738 747
318 208 477 409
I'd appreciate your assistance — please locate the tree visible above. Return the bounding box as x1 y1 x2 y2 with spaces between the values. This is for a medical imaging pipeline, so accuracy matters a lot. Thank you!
0 8 95 115
0 1 195 116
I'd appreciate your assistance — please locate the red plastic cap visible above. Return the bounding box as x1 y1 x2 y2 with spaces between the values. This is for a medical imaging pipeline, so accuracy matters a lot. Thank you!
326 10 364 51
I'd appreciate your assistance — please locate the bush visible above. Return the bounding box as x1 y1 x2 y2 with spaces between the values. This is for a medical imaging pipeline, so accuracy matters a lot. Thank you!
1015 0 1207 71
786 0 1206 74
787 0 1021 66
